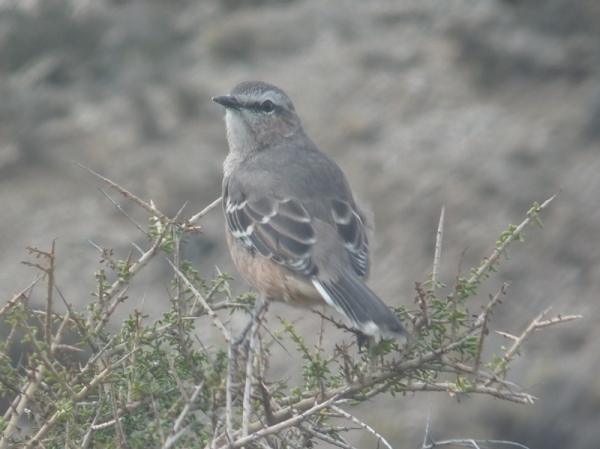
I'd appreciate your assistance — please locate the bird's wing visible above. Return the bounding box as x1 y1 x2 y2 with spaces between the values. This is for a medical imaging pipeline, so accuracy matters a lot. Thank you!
223 176 405 339
224 177 370 279
330 198 369 278
224 179 319 276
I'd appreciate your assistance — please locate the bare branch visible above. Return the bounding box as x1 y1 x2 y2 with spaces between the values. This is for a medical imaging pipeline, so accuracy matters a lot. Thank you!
0 275 40 317
169 259 231 343
72 161 167 221
473 282 510 373
226 335 236 441
188 197 222 226
431 206 445 288
422 437 531 449
99 188 148 237
330 405 393 449
301 424 358 449
163 383 205 449
489 308 583 384
218 389 350 449
242 318 258 437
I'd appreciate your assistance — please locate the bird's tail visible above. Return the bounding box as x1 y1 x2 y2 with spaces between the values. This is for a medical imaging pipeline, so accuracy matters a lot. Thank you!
312 273 407 342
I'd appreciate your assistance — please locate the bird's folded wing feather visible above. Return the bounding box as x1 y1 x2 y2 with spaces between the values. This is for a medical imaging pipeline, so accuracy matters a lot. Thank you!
225 186 318 276
224 179 370 279
330 199 369 278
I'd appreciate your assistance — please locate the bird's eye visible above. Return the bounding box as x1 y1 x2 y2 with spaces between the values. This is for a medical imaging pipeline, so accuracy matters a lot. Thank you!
260 100 275 114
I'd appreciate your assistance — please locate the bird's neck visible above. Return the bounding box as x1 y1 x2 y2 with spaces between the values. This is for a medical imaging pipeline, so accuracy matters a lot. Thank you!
223 150 248 178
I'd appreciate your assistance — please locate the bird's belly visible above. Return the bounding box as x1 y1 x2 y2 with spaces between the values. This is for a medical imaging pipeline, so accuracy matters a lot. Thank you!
227 233 324 307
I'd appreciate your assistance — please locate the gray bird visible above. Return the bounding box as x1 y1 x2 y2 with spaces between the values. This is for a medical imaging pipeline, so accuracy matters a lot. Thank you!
213 81 406 341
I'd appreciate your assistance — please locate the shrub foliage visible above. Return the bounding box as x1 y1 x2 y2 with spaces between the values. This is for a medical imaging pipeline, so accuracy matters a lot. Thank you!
0 171 578 449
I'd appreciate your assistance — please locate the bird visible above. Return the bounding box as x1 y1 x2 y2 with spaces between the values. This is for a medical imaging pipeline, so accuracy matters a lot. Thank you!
213 81 406 342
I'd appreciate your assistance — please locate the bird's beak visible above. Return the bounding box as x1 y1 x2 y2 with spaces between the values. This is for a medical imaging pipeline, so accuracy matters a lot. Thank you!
212 95 242 110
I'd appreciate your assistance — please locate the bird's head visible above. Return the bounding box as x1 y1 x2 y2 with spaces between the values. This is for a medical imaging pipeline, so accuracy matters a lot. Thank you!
213 81 303 154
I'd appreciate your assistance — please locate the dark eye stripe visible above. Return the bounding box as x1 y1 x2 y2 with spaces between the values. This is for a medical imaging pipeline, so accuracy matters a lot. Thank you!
247 101 277 113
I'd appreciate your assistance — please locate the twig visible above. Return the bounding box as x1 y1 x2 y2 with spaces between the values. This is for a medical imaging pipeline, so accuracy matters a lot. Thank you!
0 275 40 317
489 308 582 384
218 389 349 449
99 188 148 236
168 260 231 343
0 254 71 449
171 227 204 385
234 302 269 346
422 438 531 449
191 278 226 317
110 384 128 448
435 358 520 390
466 192 559 287
45 241 56 346
301 424 357 449
330 405 392 449
420 407 531 449
431 206 444 288
151 393 168 447
5 320 74 449
72 161 167 221
163 383 206 449
80 395 105 449
422 409 434 449
532 314 582 328
473 282 510 373
226 334 236 441
242 312 261 437
93 216 170 335
188 197 222 226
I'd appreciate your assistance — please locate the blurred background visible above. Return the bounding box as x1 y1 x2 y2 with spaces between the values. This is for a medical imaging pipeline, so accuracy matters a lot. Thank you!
1 0 599 447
